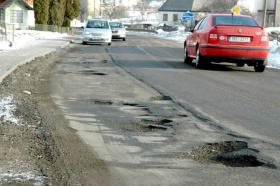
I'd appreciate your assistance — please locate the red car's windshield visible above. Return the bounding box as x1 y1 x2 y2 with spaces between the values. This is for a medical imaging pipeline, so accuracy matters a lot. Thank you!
213 16 259 26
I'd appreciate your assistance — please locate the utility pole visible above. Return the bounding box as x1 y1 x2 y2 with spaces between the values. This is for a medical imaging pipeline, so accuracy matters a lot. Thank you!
100 0 102 16
262 0 268 27
94 0 96 17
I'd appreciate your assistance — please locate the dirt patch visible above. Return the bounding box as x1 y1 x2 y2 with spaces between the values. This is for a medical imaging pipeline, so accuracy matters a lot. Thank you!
0 51 110 185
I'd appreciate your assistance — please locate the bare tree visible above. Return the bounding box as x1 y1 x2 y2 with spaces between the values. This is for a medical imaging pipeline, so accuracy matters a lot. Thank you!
237 0 255 16
135 0 152 20
79 0 88 21
195 0 238 14
102 1 125 20
102 2 116 20
193 0 254 17
112 6 126 19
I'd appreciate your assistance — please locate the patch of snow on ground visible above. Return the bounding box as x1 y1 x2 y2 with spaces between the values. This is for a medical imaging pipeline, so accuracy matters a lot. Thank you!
0 160 45 185
0 96 19 124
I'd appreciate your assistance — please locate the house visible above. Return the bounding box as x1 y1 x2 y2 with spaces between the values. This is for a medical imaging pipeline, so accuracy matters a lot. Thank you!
158 0 280 27
158 0 196 26
0 0 34 30
157 0 215 26
158 0 242 26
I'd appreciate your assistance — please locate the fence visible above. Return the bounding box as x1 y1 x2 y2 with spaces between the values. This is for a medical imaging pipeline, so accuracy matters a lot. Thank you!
0 23 71 44
0 23 15 43
28 24 72 35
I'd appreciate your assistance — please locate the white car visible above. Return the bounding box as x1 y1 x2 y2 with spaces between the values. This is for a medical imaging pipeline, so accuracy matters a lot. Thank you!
109 22 126 41
82 19 112 45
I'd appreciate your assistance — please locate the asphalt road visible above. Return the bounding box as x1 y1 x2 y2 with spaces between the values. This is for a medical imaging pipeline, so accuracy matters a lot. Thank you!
108 34 280 146
50 33 280 185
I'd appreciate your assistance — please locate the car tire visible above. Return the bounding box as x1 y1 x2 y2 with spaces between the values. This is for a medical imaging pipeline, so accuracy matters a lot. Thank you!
123 38 126 41
82 41 87 45
184 46 193 64
254 64 265 72
195 48 206 68
236 62 245 67
108 43 111 46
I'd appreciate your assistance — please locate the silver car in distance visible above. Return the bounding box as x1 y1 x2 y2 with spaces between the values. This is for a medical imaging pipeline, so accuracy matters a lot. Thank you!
109 22 126 41
82 19 112 46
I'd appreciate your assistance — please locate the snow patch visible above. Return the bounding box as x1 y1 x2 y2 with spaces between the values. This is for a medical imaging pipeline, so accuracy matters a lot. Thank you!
0 96 19 124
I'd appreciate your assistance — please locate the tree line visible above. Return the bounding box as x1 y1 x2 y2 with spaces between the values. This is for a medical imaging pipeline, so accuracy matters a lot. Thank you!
34 0 80 27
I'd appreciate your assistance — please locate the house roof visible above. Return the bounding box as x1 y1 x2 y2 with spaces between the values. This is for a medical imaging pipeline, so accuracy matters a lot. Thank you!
23 0 33 7
0 0 33 10
158 0 195 12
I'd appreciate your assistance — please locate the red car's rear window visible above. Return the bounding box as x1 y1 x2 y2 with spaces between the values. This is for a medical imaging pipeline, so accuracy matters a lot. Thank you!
213 16 259 27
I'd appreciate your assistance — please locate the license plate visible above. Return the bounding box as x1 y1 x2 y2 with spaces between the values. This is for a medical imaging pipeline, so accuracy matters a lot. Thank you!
228 36 250 42
91 37 101 40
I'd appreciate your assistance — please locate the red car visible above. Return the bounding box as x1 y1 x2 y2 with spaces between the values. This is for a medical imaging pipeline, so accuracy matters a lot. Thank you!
184 14 269 72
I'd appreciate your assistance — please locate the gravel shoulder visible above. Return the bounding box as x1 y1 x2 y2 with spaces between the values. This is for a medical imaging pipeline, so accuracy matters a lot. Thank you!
0 51 110 185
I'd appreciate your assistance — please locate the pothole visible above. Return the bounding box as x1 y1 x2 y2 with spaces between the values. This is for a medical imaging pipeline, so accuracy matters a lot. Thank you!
90 99 113 105
141 118 173 126
151 96 172 101
177 114 188 117
120 103 151 114
186 141 276 169
122 103 138 106
80 57 107 63
119 118 172 132
79 70 107 76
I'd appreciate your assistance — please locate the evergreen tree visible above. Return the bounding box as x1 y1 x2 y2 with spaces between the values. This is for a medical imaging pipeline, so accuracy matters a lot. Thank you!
63 0 80 27
48 0 67 26
34 0 49 24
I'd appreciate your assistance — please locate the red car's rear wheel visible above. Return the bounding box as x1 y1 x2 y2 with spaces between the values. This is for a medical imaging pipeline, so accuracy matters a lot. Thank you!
195 48 207 68
184 46 193 64
254 62 266 72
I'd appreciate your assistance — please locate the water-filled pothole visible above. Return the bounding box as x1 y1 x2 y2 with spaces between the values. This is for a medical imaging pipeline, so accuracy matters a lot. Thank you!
119 118 173 132
186 141 276 168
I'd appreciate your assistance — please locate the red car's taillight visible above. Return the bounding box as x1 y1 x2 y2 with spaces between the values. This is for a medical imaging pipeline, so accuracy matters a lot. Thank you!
209 33 218 43
259 32 269 46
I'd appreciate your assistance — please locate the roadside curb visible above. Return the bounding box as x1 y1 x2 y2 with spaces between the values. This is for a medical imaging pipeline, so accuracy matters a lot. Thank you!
0 41 70 84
